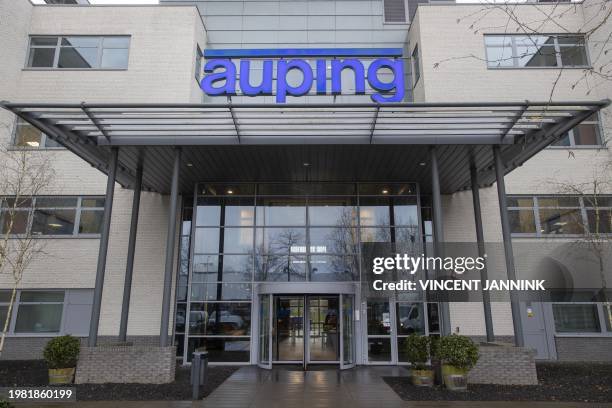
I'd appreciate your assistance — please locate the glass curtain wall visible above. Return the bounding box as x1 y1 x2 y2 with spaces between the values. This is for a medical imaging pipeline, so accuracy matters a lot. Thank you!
174 182 420 364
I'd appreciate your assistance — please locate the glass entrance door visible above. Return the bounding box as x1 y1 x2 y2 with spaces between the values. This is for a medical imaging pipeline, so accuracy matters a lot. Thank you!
307 296 340 363
273 296 305 363
258 294 272 369
340 294 355 369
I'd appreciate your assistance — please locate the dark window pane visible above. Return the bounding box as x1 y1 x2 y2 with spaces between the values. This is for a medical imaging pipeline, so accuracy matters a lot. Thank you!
255 255 307 281
3 198 32 208
427 303 440 333
553 304 600 333
552 133 571 146
14 120 44 147
309 228 359 254
517 45 557 67
507 196 534 207
1 210 30 235
573 124 600 145
31 37 58 46
187 337 250 362
559 45 588 66
367 338 391 362
0 291 11 302
102 36 130 48
539 208 584 234
584 196 612 207
358 183 415 196
200 183 255 196
174 334 185 357
190 283 251 301
81 197 105 208
20 291 64 302
43 136 62 148
0 306 8 331
509 209 536 233
14 304 63 333
79 210 104 234
188 303 251 335
28 48 55 67
367 301 390 335
255 228 306 254
310 255 358 281
101 48 129 69
397 303 425 335
175 303 187 332
35 197 78 208
587 209 612 234
31 209 76 235
58 47 98 68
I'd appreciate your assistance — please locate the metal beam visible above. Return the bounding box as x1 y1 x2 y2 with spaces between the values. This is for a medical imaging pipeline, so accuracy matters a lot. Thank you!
118 163 143 343
160 147 181 347
430 146 452 336
81 102 111 143
88 147 119 347
228 105 241 144
470 163 494 342
369 105 380 144
493 145 524 347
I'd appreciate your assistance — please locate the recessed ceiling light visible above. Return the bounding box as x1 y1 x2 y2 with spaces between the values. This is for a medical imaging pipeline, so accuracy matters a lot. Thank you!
382 189 389 194
186 163 193 167
419 162 426 166
303 162 311 167
227 189 234 194
26 141 40 147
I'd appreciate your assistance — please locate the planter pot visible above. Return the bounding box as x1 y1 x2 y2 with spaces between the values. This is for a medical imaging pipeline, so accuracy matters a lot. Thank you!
410 369 434 387
441 364 468 391
48 367 75 384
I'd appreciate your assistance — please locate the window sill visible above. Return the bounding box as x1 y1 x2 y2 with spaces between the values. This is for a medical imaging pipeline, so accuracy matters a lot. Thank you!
555 333 612 338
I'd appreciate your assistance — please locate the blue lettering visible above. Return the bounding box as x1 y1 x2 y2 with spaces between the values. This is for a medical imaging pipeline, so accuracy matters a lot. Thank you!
200 59 236 95
276 60 313 103
367 59 404 103
330 59 366 95
240 60 273 96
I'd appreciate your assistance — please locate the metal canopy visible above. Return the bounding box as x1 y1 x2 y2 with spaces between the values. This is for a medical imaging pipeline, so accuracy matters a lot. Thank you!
1 100 608 194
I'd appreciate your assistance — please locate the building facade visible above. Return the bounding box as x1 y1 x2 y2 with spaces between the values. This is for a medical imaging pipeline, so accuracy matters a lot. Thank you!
0 0 610 368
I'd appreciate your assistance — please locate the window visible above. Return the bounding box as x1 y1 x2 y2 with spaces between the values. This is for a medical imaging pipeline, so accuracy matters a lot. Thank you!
0 196 105 236
383 0 408 23
552 303 607 334
508 195 612 237
0 290 63 334
412 45 420 86
27 36 130 69
552 114 602 147
485 34 588 68
13 118 62 148
195 45 203 82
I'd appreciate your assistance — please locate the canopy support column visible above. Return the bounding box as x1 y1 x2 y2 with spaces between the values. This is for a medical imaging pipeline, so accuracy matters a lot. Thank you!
430 147 451 336
493 145 524 347
470 164 495 342
119 164 143 343
160 148 181 347
88 147 119 347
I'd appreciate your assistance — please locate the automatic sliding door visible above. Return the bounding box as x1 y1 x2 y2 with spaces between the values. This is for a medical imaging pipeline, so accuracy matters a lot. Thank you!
258 294 272 369
274 296 304 362
340 294 355 369
307 295 339 363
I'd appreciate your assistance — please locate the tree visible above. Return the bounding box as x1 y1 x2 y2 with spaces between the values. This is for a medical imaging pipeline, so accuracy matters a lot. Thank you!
0 132 55 358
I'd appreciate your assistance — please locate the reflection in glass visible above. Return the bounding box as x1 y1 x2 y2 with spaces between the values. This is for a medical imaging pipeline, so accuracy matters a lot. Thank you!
188 303 251 335
190 283 251 301
360 227 391 243
309 228 358 254
310 255 357 281
15 304 63 333
223 228 254 253
31 209 75 235
367 301 391 335
367 338 391 362
509 209 537 233
308 200 357 226
539 209 583 234
256 255 307 281
256 199 306 226
256 228 306 254
187 337 250 362
194 228 220 253
309 296 339 361
553 304 600 333
396 303 425 335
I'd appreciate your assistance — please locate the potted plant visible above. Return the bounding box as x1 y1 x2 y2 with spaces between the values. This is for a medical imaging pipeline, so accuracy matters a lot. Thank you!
43 335 80 384
404 334 434 387
437 334 479 391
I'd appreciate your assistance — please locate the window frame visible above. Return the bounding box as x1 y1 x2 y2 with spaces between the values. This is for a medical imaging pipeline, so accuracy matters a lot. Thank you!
484 34 590 70
195 45 203 83
0 196 105 238
552 302 612 337
549 113 603 148
25 35 131 71
0 289 67 337
411 45 420 87
508 194 612 237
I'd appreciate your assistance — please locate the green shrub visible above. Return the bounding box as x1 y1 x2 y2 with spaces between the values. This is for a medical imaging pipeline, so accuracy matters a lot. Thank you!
404 334 431 370
0 398 14 408
43 335 80 369
437 335 479 370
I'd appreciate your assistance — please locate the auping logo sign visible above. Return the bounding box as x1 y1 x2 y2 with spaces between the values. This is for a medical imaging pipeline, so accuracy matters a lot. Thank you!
200 48 405 103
